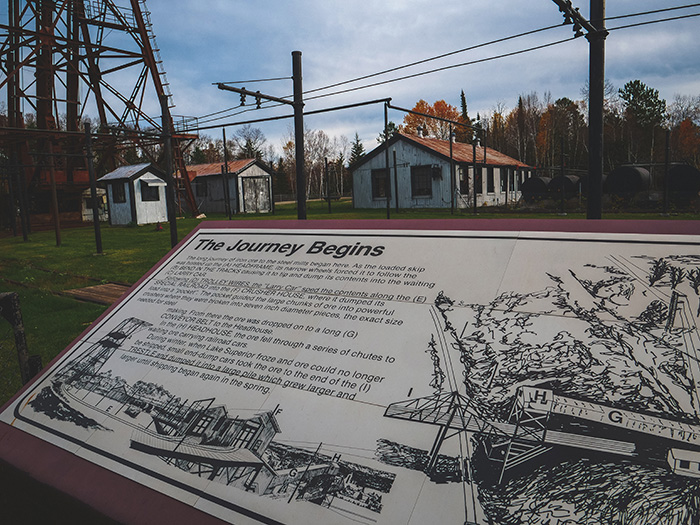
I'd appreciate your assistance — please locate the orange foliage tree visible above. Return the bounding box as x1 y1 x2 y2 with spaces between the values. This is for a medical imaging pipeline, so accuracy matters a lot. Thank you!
673 118 700 165
399 99 467 140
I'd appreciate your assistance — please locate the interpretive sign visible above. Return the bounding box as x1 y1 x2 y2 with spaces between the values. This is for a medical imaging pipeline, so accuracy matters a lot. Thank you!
2 222 700 524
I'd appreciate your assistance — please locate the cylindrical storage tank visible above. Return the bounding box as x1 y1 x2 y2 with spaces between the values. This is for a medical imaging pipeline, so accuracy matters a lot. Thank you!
604 166 651 196
520 176 551 202
578 174 607 197
668 164 700 202
548 175 580 196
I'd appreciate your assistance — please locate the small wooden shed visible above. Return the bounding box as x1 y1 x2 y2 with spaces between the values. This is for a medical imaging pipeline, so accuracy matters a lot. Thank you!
98 163 168 225
186 159 273 214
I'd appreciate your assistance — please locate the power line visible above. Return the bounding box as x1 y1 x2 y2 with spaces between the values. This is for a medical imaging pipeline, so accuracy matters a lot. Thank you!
195 6 699 127
303 24 565 97
302 4 700 99
217 76 291 84
196 101 285 126
605 3 700 22
304 37 577 102
198 33 577 126
302 11 700 103
197 23 566 125
608 11 700 32
194 97 391 133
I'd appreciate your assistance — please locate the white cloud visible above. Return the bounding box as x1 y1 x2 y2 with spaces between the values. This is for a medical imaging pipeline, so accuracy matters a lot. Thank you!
138 0 699 154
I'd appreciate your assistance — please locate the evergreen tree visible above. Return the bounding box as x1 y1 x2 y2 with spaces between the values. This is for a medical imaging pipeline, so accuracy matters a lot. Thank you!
190 146 207 164
457 90 472 143
619 80 666 127
349 133 365 165
619 80 667 163
377 121 398 143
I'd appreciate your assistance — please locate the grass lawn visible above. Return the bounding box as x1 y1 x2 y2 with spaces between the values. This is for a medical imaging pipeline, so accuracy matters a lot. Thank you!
0 199 697 405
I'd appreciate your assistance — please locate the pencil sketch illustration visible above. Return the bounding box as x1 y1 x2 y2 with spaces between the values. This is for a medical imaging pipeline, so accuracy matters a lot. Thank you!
381 254 700 524
27 316 395 524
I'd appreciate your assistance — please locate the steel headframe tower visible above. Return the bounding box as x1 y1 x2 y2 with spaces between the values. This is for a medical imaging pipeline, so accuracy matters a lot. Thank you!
0 0 199 227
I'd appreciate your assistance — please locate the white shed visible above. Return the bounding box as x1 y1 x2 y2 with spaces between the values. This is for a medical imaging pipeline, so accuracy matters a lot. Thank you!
185 159 273 214
98 163 168 225
351 132 534 209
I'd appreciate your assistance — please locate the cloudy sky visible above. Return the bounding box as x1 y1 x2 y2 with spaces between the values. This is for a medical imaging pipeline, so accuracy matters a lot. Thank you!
145 1 700 153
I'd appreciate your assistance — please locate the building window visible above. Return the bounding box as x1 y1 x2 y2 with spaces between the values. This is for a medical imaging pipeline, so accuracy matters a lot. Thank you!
112 182 126 203
195 180 208 197
411 165 433 198
486 167 495 193
459 167 469 194
500 169 508 193
371 169 390 199
680 460 691 470
140 180 160 202
191 413 214 435
231 421 261 449
474 166 483 194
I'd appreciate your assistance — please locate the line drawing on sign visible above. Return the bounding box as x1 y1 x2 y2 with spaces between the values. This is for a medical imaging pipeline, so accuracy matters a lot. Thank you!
6 228 700 525
381 254 700 524
27 315 396 524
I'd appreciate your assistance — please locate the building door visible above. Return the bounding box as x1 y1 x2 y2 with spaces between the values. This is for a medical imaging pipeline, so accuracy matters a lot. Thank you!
241 176 270 213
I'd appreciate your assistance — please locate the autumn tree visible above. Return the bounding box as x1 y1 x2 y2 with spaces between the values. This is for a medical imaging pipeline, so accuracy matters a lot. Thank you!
399 99 432 136
668 95 700 167
399 99 464 140
535 97 586 169
672 119 700 165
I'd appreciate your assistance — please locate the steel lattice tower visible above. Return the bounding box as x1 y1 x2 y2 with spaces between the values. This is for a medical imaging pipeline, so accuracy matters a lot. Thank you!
0 0 199 231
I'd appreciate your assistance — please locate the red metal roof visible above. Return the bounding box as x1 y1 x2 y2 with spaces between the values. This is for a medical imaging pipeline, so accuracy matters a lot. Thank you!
400 133 531 168
184 159 257 181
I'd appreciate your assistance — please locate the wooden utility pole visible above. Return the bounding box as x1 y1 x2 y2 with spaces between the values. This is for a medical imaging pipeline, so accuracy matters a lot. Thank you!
384 102 391 219
292 51 306 220
160 94 178 248
85 123 103 254
218 51 306 219
587 0 607 219
551 1 607 219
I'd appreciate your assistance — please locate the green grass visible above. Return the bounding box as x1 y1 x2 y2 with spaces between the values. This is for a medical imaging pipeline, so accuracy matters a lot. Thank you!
0 199 697 405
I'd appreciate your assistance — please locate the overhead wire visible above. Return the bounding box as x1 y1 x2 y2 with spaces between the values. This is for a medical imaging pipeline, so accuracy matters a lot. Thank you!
218 76 291 85
303 9 700 103
196 22 568 126
302 23 565 97
607 11 700 32
304 37 577 103
297 4 700 100
194 6 700 130
605 3 700 21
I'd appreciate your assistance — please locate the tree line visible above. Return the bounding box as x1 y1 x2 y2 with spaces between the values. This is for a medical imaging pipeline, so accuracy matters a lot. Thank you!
5 78 697 201
396 80 700 177
187 124 354 200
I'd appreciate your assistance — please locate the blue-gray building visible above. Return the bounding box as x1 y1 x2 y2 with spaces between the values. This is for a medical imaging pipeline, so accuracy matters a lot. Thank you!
351 132 533 209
